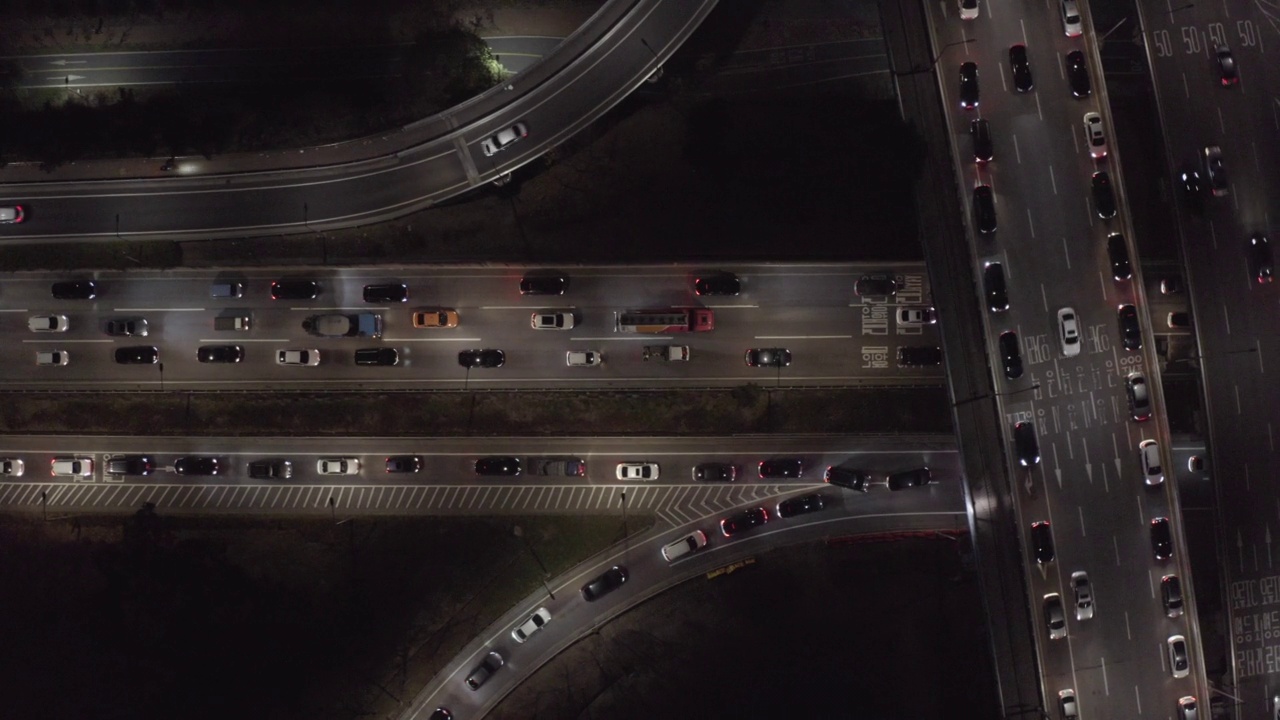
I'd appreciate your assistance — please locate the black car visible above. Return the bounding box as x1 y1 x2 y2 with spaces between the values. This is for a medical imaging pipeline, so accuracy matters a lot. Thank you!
972 184 996 234
1030 521 1055 563
175 456 221 476
519 275 567 295
458 349 505 368
248 460 293 480
198 345 244 363
385 456 423 473
854 274 898 297
720 507 769 537
824 466 869 491
51 280 97 300
1162 574 1184 617
759 458 803 479
1066 50 1091 97
777 493 826 519
429 710 453 720
1117 304 1142 350
745 348 791 368
580 565 628 601
1249 234 1274 284
693 463 738 482
959 61 979 109
1107 233 1131 280
1203 145 1228 197
465 652 504 691
1150 517 1173 560
1014 421 1040 466
115 346 158 365
1091 171 1117 219
1215 44 1238 86
106 455 154 476
897 346 943 367
355 348 400 366
970 118 993 163
887 467 931 491
1009 44 1033 92
271 279 319 300
998 331 1023 379
363 283 409 303
983 262 1008 311
694 272 740 296
1179 167 1204 214
475 456 521 476
1127 372 1152 421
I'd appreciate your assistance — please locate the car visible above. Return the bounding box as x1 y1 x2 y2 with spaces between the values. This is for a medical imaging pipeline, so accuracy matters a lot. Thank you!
897 307 937 325
825 466 870 492
1066 50 1091 98
317 458 360 475
519 275 567 295
1151 517 1173 560
693 463 737 482
616 462 658 480
855 274 898 297
973 184 997 234
983 262 1008 311
1126 372 1151 421
661 530 708 562
1249 234 1274 284
1044 593 1067 640
0 458 25 477
198 345 244 363
531 311 575 330
1179 168 1205 213
270 279 319 300
1178 696 1199 720
28 315 68 332
429 709 452 720
1107 233 1131 279
277 349 321 366
1215 44 1238 86
511 607 552 644
1091 171 1116 218
959 0 979 20
777 493 826 518
1117 304 1141 351
385 456 422 474
1060 0 1082 36
1168 635 1190 678
694 272 740 296
1071 571 1094 621
998 331 1023 379
115 346 159 365
465 651 504 690
1031 521 1055 563
51 280 96 300
720 507 769 537
362 283 408 303
1161 276 1184 294
566 350 602 367
745 348 792 367
476 457 521 476
355 348 400 366
105 456 154 476
581 565 628 601
897 345 943 367
1162 574 1184 618
248 460 293 480
970 119 993 163
1139 439 1164 486
174 456 220 476
458 349 505 368
1203 145 1228 197
1167 312 1191 329
413 308 459 328
1014 421 1040 467
1188 456 1204 473
209 281 243 298
36 350 69 366
105 318 148 336
959 62 979 109
759 458 803 479
1060 689 1079 719
1058 308 1080 357
480 121 528 157
1083 112 1107 159
1009 44 1033 92
0 205 26 223
887 467 931 490
52 457 93 477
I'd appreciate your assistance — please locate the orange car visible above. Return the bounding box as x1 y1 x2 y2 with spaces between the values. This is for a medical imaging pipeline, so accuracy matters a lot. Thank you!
412 308 459 328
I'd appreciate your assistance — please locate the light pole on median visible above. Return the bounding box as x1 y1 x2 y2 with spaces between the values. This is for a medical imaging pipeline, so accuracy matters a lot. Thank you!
892 38 976 77
952 382 1041 409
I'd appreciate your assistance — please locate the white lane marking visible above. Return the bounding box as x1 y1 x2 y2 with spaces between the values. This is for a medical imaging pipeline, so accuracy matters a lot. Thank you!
753 335 854 340
198 338 290 343
289 306 372 311
380 337 483 342
0 309 30 313
112 307 205 312
21 339 113 343
703 304 758 309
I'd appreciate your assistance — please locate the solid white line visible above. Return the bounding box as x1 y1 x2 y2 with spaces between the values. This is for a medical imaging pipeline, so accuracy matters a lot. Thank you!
112 307 205 312
381 337 483 342
198 338 290 343
754 335 854 340
571 336 656 341
704 304 758 309
21 338 113 343
289 306 374 311
0 309 29 313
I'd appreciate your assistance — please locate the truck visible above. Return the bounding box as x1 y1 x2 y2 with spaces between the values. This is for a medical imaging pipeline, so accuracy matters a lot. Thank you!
615 308 714 333
303 313 383 338
531 457 587 477
642 345 690 362
214 314 251 331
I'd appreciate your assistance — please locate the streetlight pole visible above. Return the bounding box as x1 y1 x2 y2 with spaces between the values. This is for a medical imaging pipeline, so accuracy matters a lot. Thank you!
892 38 975 77
953 382 1041 409
513 525 554 599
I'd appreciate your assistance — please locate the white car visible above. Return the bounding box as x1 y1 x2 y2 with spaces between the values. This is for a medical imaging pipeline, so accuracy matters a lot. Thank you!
896 307 937 325
566 350 602 367
511 607 551 644
277 349 321 366
317 458 360 475
36 350 69 366
52 457 93 477
616 462 659 481
480 122 528 157
661 530 708 562
959 0 979 20
1059 690 1079 719
1083 112 1107 159
1058 307 1080 357
28 315 68 332
1139 439 1164 485
0 458 24 477
1168 635 1190 678
531 311 575 330
1071 571 1094 620
1060 0 1082 36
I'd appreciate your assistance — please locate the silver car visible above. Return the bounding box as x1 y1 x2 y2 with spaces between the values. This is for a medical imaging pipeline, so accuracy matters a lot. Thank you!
661 530 708 562
1071 571 1094 620
1139 440 1164 486
1168 635 1190 678
480 122 528 157
1082 112 1107 159
511 607 551 644
28 314 68 332
1045 593 1067 639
